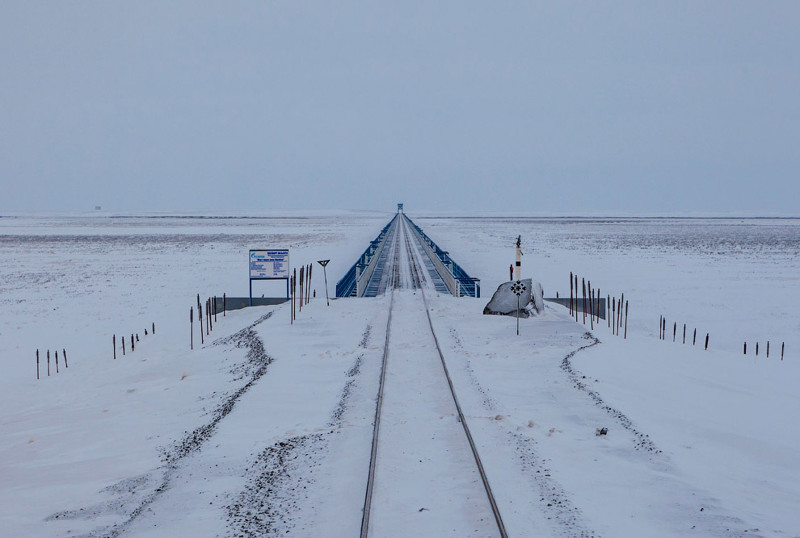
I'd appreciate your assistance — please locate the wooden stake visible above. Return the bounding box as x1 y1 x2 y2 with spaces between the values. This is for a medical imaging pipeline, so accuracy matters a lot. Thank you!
36 349 40 380
55 350 59 374
588 281 593 330
597 288 603 325
756 342 759 356
612 299 616 335
574 275 579 322
47 350 51 376
744 342 747 354
199 303 204 345
693 328 697 345
153 321 156 334
705 333 709 350
659 315 663 339
223 293 226 316
624 301 628 339
781 342 784 360
131 333 135 352
113 334 117 360
122 336 126 356
673 322 676 342
582 278 586 325
62 348 67 368
190 307 194 350
214 296 217 323
683 324 686 344
767 341 770 358
569 272 573 315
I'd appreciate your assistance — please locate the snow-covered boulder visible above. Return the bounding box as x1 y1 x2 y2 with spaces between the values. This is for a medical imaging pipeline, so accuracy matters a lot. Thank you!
483 278 544 318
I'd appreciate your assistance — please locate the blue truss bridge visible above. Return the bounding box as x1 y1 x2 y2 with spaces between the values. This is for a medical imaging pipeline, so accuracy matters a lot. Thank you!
335 211 480 298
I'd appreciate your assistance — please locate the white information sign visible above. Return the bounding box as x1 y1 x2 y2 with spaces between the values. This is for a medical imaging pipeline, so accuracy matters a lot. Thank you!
249 249 289 279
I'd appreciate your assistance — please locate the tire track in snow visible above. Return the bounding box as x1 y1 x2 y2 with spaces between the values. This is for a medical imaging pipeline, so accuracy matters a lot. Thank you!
447 325 598 537
226 432 327 536
560 332 661 454
563 332 764 537
511 431 599 537
47 311 275 537
225 323 374 536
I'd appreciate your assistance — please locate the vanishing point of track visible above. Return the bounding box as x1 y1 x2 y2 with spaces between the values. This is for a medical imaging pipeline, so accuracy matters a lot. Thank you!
359 215 508 538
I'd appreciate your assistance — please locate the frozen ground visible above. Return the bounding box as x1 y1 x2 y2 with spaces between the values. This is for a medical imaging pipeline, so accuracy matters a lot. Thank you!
1 212 798 536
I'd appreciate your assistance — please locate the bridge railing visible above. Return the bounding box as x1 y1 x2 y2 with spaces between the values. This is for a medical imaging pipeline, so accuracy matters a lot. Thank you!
356 218 396 297
336 215 398 297
404 215 480 298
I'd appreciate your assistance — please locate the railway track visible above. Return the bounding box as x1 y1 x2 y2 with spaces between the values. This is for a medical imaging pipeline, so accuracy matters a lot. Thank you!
360 215 507 537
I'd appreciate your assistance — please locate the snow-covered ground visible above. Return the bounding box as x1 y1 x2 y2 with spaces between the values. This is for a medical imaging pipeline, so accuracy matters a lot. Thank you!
1 213 798 536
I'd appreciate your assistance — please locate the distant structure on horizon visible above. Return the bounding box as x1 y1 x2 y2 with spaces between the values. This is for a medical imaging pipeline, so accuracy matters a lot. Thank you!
397 203 404 213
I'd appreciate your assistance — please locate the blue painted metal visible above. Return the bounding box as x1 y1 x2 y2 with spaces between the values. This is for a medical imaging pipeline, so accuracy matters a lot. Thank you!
336 213 480 298
363 220 399 296
336 215 398 297
404 216 481 298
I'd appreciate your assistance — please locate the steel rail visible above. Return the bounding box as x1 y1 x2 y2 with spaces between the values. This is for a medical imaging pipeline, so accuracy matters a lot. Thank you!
403 214 509 538
361 214 507 538
400 217 422 289
359 220 399 538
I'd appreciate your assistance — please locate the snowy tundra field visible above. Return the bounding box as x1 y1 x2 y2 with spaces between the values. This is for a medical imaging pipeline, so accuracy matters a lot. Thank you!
1 212 798 537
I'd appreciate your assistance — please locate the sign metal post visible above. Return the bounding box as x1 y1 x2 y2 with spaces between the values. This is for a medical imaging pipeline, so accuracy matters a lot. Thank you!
511 280 526 336
317 259 331 306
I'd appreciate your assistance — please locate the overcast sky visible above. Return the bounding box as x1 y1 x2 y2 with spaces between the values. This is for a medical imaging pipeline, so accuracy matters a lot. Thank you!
1 2 798 214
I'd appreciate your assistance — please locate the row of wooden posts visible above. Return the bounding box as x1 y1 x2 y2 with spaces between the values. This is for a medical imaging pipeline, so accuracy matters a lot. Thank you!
185 261 325 348
190 294 225 350
567 271 787 358
112 322 157 360
290 264 315 324
659 316 786 359
743 340 785 360
660 317 710 350
569 272 629 338
35 348 68 379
